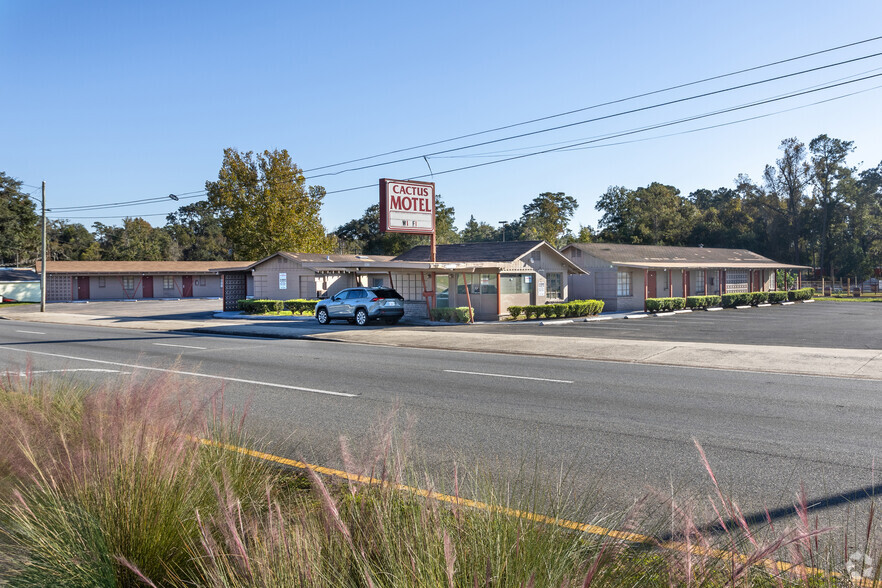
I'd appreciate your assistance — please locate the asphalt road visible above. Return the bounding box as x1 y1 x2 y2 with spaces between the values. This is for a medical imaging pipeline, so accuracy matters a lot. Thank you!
1 318 879 533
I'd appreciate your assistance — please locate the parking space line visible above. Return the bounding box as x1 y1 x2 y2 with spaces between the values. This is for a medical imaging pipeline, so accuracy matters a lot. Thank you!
153 343 208 350
15 330 46 335
0 346 358 398
444 369 573 384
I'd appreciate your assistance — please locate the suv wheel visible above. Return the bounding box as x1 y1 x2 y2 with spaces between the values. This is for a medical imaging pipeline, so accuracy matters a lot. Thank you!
316 308 330 325
355 308 369 326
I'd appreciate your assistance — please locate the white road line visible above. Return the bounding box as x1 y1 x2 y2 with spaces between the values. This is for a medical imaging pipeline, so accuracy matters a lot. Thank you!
444 369 574 384
15 330 46 335
13 369 130 376
153 342 208 350
0 346 358 398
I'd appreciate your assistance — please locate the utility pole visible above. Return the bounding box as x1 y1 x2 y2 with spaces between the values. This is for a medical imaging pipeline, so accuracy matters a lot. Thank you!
41 181 47 312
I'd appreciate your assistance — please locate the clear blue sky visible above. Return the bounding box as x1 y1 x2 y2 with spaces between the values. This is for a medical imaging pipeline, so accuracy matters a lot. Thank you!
3 1 882 236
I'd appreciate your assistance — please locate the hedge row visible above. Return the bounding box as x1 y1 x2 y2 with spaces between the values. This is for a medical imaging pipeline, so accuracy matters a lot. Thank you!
429 307 474 323
646 297 687 312
788 287 815 301
237 299 319 314
685 295 722 309
507 299 604 320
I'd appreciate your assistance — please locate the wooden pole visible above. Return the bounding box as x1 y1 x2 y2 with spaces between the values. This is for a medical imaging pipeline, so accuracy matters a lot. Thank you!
40 181 47 312
462 273 474 323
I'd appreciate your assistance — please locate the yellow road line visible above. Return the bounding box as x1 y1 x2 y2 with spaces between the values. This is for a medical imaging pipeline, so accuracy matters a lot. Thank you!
196 437 874 586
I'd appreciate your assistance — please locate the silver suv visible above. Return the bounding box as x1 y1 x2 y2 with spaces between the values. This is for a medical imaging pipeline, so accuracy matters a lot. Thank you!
315 287 405 326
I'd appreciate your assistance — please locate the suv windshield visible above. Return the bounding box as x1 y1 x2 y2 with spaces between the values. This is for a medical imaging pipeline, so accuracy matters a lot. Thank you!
372 288 403 300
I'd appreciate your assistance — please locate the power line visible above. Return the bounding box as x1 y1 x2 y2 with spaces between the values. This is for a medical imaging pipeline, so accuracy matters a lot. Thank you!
391 71 882 184
306 50 882 180
302 34 882 173
51 190 206 212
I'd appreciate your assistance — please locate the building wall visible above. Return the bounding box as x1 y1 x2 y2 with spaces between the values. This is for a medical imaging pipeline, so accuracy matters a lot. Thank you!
46 274 222 301
253 257 320 300
0 281 40 302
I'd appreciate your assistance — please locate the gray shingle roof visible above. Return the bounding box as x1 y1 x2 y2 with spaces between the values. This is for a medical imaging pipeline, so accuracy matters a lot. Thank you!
562 243 807 268
0 268 39 281
393 241 543 263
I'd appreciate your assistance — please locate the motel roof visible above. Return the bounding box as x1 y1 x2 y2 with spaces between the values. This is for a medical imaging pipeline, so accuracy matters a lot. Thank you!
393 241 585 273
35 260 250 275
561 243 810 270
0 268 40 281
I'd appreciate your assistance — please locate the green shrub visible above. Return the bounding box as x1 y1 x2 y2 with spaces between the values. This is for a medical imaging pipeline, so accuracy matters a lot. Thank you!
721 293 754 308
283 299 319 315
788 287 815 301
552 304 567 318
646 297 685 312
767 291 788 303
749 292 768 305
507 305 523 319
430 307 475 322
686 295 722 309
238 299 284 314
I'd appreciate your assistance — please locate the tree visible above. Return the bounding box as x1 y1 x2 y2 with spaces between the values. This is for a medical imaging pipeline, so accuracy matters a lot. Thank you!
808 134 855 276
595 183 695 245
205 148 332 260
460 215 500 242
94 217 179 261
335 194 457 255
48 220 98 261
165 200 230 260
517 192 578 246
688 187 757 249
763 138 810 264
0 172 40 265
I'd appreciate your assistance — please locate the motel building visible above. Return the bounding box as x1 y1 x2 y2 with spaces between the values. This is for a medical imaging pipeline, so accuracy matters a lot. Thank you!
216 241 586 321
34 260 249 302
560 243 810 313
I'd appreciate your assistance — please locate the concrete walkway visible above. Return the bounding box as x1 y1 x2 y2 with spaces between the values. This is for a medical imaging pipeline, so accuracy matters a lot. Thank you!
2 303 881 381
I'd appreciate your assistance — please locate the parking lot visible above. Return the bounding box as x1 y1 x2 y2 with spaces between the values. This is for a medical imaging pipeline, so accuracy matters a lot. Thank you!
457 302 882 350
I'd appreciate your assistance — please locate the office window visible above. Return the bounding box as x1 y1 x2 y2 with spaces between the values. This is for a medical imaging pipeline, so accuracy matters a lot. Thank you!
163 276 174 289
500 274 533 295
546 273 562 299
122 276 135 290
98 277 106 288
617 271 632 297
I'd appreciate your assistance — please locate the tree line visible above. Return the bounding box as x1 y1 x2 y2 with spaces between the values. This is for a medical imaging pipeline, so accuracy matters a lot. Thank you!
2 135 880 278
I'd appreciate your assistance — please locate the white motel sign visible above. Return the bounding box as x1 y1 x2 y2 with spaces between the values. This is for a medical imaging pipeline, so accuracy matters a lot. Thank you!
379 178 435 234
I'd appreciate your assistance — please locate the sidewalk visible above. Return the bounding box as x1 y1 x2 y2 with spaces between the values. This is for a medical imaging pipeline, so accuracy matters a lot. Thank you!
2 304 881 381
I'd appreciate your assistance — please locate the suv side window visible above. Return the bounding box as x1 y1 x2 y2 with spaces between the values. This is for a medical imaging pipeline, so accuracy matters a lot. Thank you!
347 289 367 300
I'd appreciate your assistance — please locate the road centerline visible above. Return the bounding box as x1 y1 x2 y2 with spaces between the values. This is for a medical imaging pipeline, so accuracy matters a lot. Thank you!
444 369 574 384
0 346 358 398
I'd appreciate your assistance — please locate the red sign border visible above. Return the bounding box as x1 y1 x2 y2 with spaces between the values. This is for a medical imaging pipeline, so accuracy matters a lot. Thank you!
379 178 436 235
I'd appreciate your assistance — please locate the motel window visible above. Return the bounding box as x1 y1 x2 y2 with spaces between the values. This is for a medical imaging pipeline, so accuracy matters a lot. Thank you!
98 277 106 288
617 271 632 297
500 274 533 295
163 276 174 289
456 274 479 295
571 248 581 258
122 276 135 290
695 270 705 294
546 273 562 299
435 275 450 308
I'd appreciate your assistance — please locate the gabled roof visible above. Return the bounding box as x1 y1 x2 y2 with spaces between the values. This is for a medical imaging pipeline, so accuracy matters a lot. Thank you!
36 260 249 275
393 241 585 273
561 243 810 270
393 241 544 263
227 251 395 272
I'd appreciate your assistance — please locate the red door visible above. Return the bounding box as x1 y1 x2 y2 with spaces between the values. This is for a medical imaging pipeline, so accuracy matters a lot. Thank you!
753 271 762 292
76 277 90 300
182 276 193 298
142 276 154 298
684 270 690 296
647 271 657 298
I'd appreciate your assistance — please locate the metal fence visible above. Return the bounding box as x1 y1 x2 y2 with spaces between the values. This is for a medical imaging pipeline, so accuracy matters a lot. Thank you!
803 278 880 295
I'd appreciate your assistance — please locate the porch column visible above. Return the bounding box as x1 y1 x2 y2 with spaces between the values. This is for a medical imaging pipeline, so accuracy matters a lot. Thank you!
463 273 474 323
703 270 707 296
644 269 648 312
496 273 501 320
682 270 687 298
